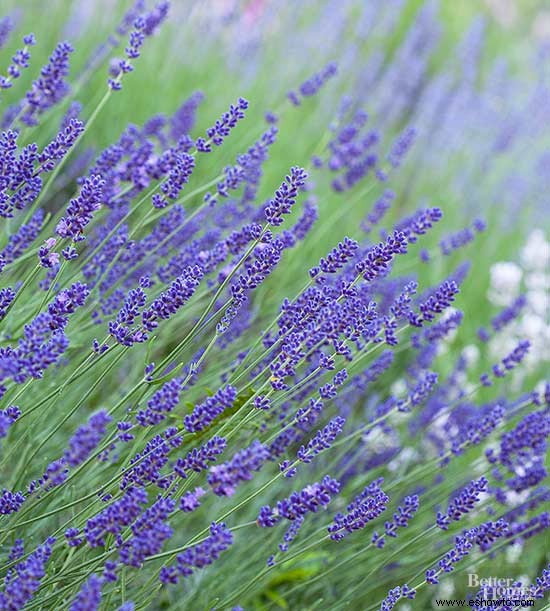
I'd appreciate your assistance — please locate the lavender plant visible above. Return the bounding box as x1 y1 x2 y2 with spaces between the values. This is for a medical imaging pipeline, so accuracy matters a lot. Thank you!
0 1 548 610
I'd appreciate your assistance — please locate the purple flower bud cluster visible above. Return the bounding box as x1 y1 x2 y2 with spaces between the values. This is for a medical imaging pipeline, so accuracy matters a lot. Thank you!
407 280 459 327
439 219 485 255
180 487 206 512
0 488 25 514
63 410 112 467
264 167 308 226
141 265 203 332
69 574 103 611
118 495 175 568
394 207 443 244
229 237 290 309
480 340 531 386
159 522 233 584
170 91 204 140
0 282 89 387
196 97 248 151
56 174 105 244
361 190 395 233
38 237 59 268
257 475 340 526
109 286 148 346
38 118 85 172
121 427 182 490
109 4 169 90
355 230 408 281
0 405 20 437
309 236 359 278
372 495 419 548
152 152 195 208
387 126 416 168
450 403 505 456
0 33 36 89
69 486 148 548
329 478 389 541
136 377 183 426
278 515 304 553
184 385 237 433
490 295 527 333
0 209 44 264
208 440 269 496
487 408 549 494
22 41 73 125
0 131 42 217
436 477 488 530
175 435 227 478
326 110 380 192
297 416 346 463
429 519 509 579
379 584 416 611
287 62 337 106
0 537 56 610
0 287 15 320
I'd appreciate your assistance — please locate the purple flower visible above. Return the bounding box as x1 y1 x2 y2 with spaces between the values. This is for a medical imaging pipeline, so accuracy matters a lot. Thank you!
118 496 175 568
1 33 36 89
184 385 237 433
141 265 203 332
387 126 416 168
264 167 308 226
0 209 44 264
153 152 195 209
208 440 269 497
56 174 105 242
480 340 531 385
310 237 359 276
175 436 227 478
0 288 15 321
38 118 85 172
436 477 488 530
171 91 204 140
159 522 233 584
23 41 73 125
179 487 206 512
258 476 341 526
329 479 389 541
202 97 248 148
121 428 182 490
288 62 338 106
491 295 526 332
0 488 25 514
361 190 395 233
355 230 408 281
79 486 148 548
136 377 183 426
69 574 103 611
109 286 148 346
297 417 346 464
64 410 112 467
433 519 509 576
407 281 459 327
0 537 56 609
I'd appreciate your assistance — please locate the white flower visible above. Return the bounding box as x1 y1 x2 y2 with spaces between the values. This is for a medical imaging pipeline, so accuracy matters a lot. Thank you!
462 344 480 366
488 262 522 305
506 542 523 564
520 229 549 271
526 290 549 317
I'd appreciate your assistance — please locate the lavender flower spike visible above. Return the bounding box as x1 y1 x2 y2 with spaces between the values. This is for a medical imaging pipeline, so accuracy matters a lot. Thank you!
265 167 308 226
